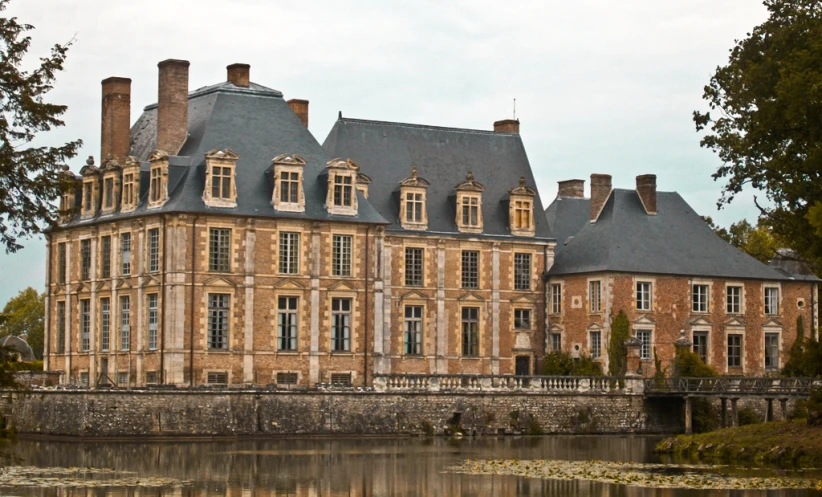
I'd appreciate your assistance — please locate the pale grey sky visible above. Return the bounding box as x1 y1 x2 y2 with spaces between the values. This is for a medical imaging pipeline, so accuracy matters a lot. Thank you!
0 0 768 304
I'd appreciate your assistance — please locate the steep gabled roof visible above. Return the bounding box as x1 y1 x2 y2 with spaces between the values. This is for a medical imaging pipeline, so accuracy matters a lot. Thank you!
545 189 795 281
323 117 552 239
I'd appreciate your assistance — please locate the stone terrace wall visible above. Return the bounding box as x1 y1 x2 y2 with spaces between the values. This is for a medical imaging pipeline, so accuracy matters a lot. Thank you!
2 390 682 438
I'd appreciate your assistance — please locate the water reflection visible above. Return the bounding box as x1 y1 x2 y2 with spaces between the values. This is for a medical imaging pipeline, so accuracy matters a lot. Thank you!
4 437 820 497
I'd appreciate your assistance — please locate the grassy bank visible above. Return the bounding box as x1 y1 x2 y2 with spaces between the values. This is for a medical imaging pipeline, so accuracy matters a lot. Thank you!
656 420 822 467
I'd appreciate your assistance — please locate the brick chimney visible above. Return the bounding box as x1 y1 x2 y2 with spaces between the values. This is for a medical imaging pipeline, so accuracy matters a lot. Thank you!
590 173 612 222
493 119 519 134
100 77 131 162
156 59 190 155
287 99 309 128
227 63 250 88
557 179 585 198
636 174 657 215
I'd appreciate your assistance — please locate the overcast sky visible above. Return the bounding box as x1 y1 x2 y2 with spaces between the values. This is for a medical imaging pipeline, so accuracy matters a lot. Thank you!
0 0 769 305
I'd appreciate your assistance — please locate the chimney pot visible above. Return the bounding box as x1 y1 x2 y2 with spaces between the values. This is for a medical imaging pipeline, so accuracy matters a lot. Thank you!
557 179 585 199
157 59 190 155
287 99 309 128
636 174 657 215
493 119 519 134
100 77 131 162
589 173 612 222
227 63 250 88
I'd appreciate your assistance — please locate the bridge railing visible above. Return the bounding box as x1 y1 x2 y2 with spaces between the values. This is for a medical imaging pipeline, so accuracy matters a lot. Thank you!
373 374 643 393
643 377 821 396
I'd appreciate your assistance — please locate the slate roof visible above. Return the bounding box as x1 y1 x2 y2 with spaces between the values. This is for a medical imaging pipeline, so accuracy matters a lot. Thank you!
322 117 552 240
545 189 799 281
769 249 821 282
60 80 388 227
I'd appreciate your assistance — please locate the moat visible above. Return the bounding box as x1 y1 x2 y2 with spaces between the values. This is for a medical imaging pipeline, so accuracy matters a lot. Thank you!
2 436 822 496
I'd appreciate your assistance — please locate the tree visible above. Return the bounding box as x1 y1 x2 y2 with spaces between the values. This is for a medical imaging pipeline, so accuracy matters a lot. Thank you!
0 0 81 253
608 310 630 377
694 0 822 272
703 216 780 264
0 287 44 360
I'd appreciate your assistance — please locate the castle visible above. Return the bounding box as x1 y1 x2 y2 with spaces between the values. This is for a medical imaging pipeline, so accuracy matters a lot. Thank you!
44 60 819 387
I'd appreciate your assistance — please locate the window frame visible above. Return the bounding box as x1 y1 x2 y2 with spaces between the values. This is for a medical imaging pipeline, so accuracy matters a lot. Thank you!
332 173 354 208
210 165 233 200
208 228 232 273
207 293 230 351
101 235 111 278
692 331 709 364
147 293 159 351
461 306 480 357
120 232 131 276
277 296 298 351
278 232 300 275
57 242 67 284
404 247 424 287
589 280 601 313
636 281 652 311
80 299 90 352
513 252 531 291
727 334 742 368
119 295 130 351
403 305 423 355
332 234 353 277
56 300 66 354
148 228 160 273
550 283 562 314
637 329 652 360
764 332 780 371
460 195 480 228
692 284 709 313
726 285 743 314
764 287 779 316
461 250 479 289
80 239 91 280
589 330 602 359
330 297 352 352
100 297 110 352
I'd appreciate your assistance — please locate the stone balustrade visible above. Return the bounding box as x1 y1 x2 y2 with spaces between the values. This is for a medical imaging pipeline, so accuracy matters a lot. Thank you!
372 374 645 394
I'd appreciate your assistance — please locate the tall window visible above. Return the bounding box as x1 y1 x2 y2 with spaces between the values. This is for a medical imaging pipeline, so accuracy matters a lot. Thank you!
727 286 742 314
514 253 531 291
119 295 130 351
83 182 93 211
513 199 532 229
765 333 779 370
637 329 652 360
461 307 479 356
589 280 601 312
590 330 602 359
514 309 531 330
404 305 423 355
121 233 131 275
764 287 779 315
692 284 709 313
148 228 160 273
331 298 351 352
209 228 231 272
461 196 480 227
58 242 67 284
81 239 91 280
56 301 66 354
461 250 479 289
333 175 353 207
636 282 652 311
405 192 423 223
211 165 232 199
100 297 110 351
101 236 111 278
80 299 90 352
693 331 708 363
278 232 300 274
405 248 423 286
551 333 562 352
104 178 114 208
150 167 162 202
208 294 230 350
147 294 158 351
727 334 742 368
332 235 352 276
122 173 134 205
551 283 562 314
277 297 298 351
280 171 300 203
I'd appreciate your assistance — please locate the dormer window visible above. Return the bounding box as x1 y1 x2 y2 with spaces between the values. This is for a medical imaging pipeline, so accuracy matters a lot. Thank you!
509 176 536 237
455 171 484 234
147 150 169 209
79 156 100 219
120 156 140 213
58 166 79 224
203 149 238 208
325 158 359 216
357 173 371 199
272 153 306 213
399 166 430 230
100 156 122 215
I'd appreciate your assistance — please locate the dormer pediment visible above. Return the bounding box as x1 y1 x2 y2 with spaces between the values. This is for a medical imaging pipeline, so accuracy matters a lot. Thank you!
455 171 484 192
80 156 99 176
205 148 239 161
509 176 536 196
328 280 357 292
326 157 360 172
458 292 485 302
102 156 122 172
399 166 430 188
274 278 306 290
148 150 169 163
272 153 306 166
357 172 372 185
202 275 237 288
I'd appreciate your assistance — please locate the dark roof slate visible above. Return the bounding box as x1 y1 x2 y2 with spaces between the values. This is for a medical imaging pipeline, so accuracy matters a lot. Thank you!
322 117 552 240
769 249 821 282
545 189 796 281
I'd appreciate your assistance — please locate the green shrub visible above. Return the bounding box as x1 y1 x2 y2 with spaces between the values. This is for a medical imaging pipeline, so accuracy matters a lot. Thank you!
573 355 603 376
7 361 43 372
608 310 630 377
542 351 602 376
692 399 720 433
738 406 760 426
808 388 822 426
675 348 718 377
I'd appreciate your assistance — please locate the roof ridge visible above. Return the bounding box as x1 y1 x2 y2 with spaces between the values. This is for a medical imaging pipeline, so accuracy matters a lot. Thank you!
338 116 517 136
143 81 283 111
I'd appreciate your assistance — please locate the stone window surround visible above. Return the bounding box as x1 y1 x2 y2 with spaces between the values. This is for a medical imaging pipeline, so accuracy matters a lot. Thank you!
147 150 170 210
325 158 359 216
201 285 235 354
399 166 430 231
548 325 564 352
402 243 427 287
690 326 712 365
587 277 602 314
458 303 482 358
460 247 481 290
512 305 534 331
634 276 656 312
723 325 746 373
632 317 655 362
120 157 141 214
326 370 358 384
725 281 746 315
402 301 426 356
508 176 536 237
455 171 484 234
550 280 563 315
145 224 162 274
512 250 536 292
271 153 307 213
690 279 713 314
356 172 371 199
587 325 603 360
274 222 306 276
100 166 122 215
81 178 99 217
763 283 782 316
202 369 232 385
207 225 234 273
274 370 302 386
274 293 301 353
330 231 356 278
203 148 239 208
762 326 782 371
327 289 357 355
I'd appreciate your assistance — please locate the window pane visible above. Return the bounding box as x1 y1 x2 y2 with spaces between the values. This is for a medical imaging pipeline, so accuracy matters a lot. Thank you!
332 235 352 276
461 251 478 289
514 253 531 291
405 248 423 286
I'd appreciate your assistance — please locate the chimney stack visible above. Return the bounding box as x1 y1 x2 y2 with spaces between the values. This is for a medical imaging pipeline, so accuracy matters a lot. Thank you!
227 63 250 88
589 174 612 222
557 179 585 199
493 119 520 134
287 99 309 128
100 77 131 162
156 59 190 155
636 174 657 215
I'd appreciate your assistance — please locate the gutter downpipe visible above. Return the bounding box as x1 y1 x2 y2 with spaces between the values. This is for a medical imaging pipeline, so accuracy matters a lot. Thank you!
364 225 371 387
542 244 549 369
160 215 167 384
190 216 200 387
45 232 53 365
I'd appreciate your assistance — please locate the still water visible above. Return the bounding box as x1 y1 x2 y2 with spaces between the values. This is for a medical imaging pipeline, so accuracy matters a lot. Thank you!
2 436 821 497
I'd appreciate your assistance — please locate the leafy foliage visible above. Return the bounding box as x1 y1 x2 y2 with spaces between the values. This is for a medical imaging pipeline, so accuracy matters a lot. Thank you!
608 310 630 377
782 336 822 377
0 346 20 389
0 287 43 359
703 216 781 264
738 407 761 427
541 351 602 376
675 347 720 378
694 0 822 272
0 0 81 252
